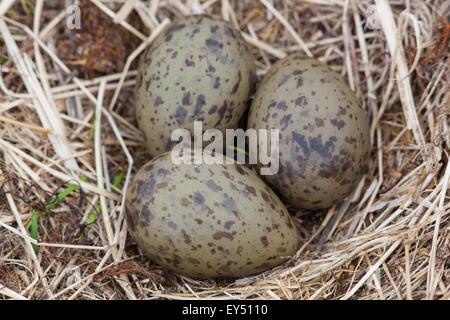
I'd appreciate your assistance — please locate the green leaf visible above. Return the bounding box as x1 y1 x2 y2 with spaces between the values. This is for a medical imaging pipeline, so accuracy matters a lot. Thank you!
45 176 88 210
80 172 125 240
91 172 124 216
30 213 39 254
87 213 97 224
112 171 125 189
227 145 249 156
26 177 88 230
25 177 88 251
88 116 98 142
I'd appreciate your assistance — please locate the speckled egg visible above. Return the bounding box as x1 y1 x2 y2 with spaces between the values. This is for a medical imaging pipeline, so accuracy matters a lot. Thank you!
125 152 299 278
135 14 256 157
247 54 370 209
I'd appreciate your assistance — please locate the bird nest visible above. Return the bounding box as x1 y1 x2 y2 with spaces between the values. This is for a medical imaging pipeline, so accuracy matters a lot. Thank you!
0 0 448 300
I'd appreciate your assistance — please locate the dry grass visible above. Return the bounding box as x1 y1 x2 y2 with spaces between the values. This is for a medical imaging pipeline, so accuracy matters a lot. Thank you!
0 0 448 300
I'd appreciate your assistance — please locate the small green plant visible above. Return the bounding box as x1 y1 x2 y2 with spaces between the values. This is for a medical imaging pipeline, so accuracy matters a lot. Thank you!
79 172 125 241
88 115 98 141
25 177 88 253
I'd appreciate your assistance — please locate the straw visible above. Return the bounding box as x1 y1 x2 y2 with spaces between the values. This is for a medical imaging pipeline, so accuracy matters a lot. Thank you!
0 0 447 300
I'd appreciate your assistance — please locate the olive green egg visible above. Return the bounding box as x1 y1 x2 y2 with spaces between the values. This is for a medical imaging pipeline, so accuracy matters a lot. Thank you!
247 54 370 209
125 152 299 278
135 14 256 157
